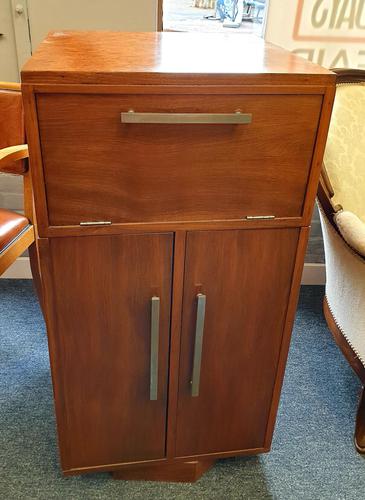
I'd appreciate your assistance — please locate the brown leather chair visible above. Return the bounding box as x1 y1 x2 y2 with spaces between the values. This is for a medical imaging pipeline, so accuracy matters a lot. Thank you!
0 82 40 295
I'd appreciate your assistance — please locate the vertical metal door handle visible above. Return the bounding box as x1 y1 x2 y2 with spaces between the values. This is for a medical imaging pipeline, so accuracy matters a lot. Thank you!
191 293 206 397
150 296 160 401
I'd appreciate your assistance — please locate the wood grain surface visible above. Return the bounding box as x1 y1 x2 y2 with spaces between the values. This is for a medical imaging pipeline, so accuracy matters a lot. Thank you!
21 32 334 86
20 31 336 480
36 93 322 226
112 459 215 482
45 233 173 470
175 228 299 457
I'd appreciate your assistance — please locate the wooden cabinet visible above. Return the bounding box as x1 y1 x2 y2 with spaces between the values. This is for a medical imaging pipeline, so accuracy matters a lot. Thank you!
22 32 335 482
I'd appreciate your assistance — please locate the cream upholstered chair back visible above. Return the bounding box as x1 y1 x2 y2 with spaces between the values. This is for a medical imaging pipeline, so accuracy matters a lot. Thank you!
324 72 365 222
317 69 365 454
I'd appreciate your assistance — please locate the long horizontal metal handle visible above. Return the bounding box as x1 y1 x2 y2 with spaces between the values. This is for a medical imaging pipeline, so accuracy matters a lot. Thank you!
150 296 160 401
121 111 252 124
191 293 206 397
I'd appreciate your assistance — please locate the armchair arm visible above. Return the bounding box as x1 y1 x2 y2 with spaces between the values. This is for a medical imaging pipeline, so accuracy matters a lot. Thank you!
0 144 29 175
318 162 342 213
321 163 334 198
334 210 365 259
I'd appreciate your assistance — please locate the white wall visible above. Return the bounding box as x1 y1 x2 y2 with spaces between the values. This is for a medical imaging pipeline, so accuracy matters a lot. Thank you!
27 0 159 51
0 0 20 80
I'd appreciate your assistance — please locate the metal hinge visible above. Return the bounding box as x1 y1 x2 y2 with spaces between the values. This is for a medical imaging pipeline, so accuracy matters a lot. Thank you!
79 221 112 226
245 215 276 220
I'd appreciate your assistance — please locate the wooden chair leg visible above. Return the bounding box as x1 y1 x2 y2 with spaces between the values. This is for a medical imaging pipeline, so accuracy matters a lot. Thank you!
355 387 365 453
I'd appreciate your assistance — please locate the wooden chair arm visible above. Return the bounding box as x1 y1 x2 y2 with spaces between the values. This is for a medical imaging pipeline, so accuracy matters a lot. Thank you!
0 144 29 174
321 162 335 198
0 81 21 91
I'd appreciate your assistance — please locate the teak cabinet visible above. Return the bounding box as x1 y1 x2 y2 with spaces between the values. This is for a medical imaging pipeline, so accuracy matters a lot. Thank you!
21 32 335 482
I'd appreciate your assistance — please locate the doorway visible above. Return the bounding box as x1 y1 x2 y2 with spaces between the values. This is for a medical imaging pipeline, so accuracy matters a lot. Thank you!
162 0 268 35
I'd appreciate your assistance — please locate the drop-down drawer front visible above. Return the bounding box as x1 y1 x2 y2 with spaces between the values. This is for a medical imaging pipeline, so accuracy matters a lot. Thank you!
36 93 322 227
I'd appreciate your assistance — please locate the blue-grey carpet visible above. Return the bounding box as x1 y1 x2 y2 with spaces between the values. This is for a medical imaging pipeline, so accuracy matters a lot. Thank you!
0 281 364 499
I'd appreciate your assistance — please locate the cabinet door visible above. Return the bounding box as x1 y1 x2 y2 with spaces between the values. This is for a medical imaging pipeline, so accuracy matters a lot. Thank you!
175 229 299 457
46 233 173 470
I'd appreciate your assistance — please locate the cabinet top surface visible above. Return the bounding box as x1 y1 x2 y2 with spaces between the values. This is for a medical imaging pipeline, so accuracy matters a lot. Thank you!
21 31 334 86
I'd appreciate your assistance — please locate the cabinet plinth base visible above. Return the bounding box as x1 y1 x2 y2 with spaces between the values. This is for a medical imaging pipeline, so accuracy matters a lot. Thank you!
111 460 215 483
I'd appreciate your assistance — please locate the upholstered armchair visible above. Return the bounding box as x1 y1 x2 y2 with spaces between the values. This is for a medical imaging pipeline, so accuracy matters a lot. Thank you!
317 69 365 453
0 82 41 302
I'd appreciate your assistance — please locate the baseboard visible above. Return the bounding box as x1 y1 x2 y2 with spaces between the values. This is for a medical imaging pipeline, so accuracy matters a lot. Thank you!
1 257 327 285
301 263 326 285
1 257 33 279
